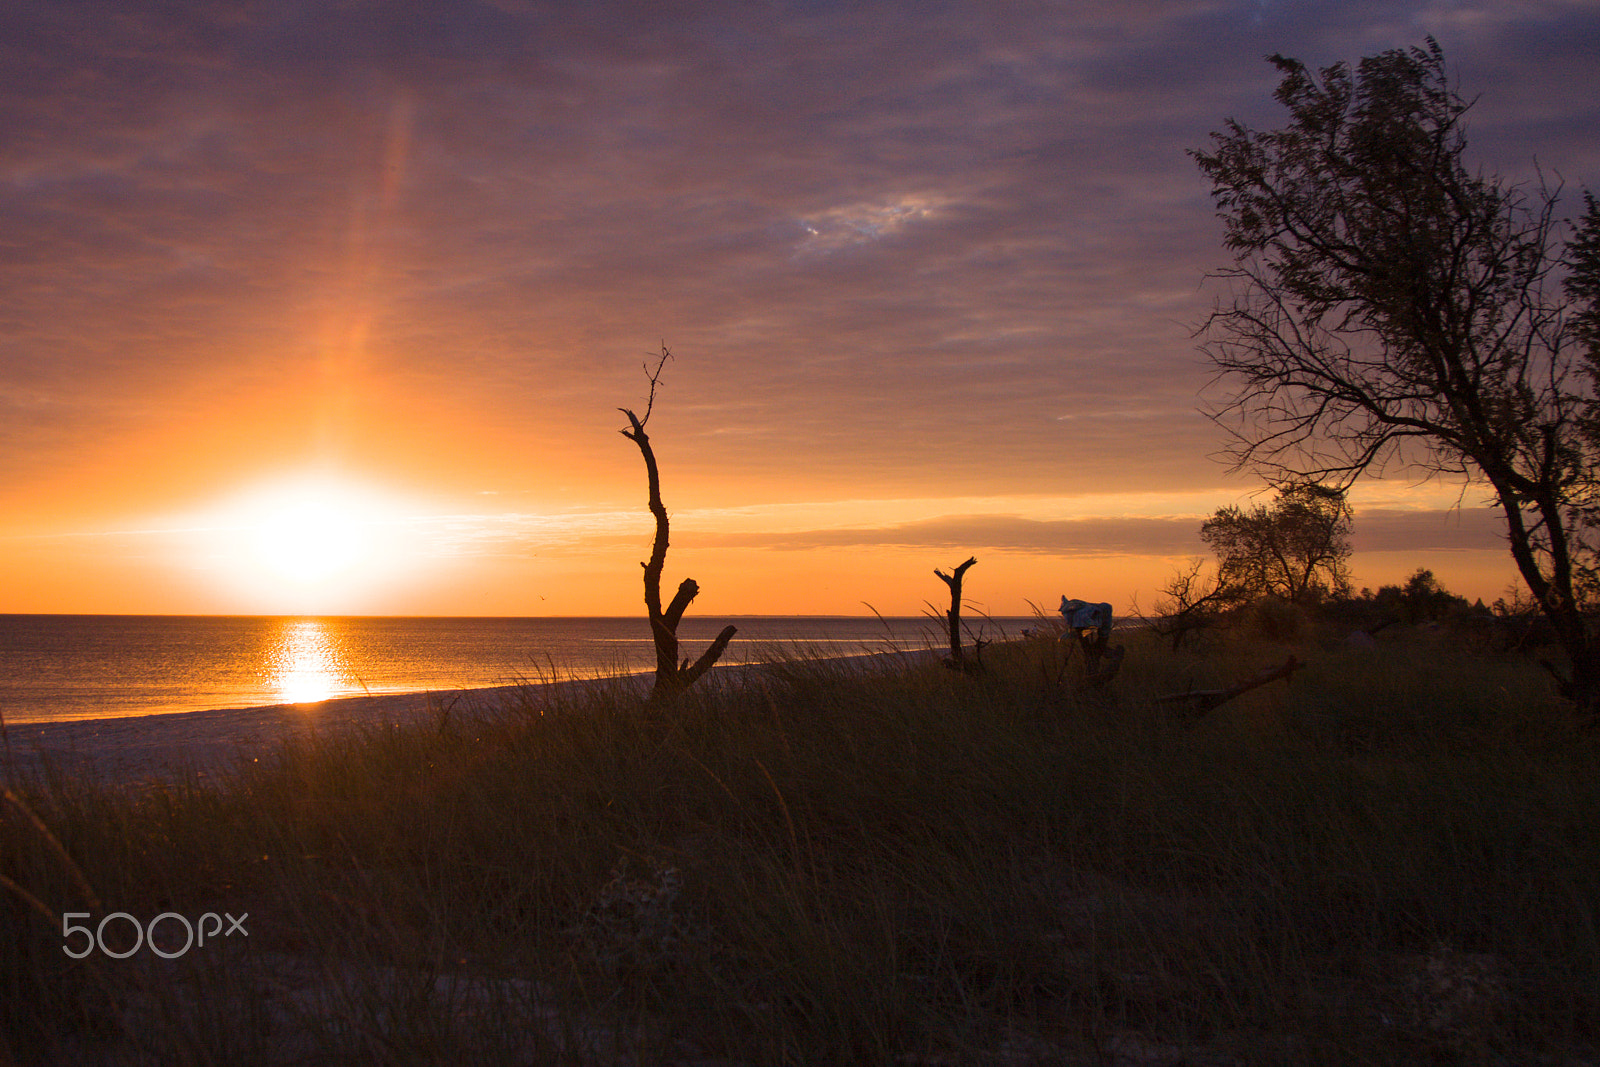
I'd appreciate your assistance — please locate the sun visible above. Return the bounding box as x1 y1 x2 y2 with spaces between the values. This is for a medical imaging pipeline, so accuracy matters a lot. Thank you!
247 488 368 584
198 472 425 610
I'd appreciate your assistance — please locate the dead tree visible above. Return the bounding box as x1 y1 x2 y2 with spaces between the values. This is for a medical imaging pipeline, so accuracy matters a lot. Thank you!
618 346 736 701
935 557 982 672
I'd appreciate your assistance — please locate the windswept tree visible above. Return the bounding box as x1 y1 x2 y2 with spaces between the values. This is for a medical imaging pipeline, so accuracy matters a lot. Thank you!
1200 481 1353 604
1191 39 1600 710
618 347 736 701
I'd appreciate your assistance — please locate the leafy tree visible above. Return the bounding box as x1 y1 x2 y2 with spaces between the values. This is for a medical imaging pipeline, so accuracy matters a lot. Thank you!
1569 192 1600 603
1191 39 1600 711
1400 567 1468 621
1200 481 1353 603
1364 567 1470 624
1570 192 1600 356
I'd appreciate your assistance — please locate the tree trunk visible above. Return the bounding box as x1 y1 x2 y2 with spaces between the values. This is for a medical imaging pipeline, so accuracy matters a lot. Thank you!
1492 481 1600 717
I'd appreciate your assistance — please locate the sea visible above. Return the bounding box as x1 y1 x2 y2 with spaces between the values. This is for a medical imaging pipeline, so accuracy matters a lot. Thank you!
0 614 1040 725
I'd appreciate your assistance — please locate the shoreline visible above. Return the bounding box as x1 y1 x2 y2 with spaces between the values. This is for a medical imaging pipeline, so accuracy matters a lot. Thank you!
1 649 939 788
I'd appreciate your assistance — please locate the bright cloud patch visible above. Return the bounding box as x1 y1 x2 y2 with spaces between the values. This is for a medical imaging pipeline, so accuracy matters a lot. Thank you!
796 197 942 253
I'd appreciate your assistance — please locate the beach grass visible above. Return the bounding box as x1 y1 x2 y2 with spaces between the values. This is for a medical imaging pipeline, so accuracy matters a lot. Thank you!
4 623 1599 1064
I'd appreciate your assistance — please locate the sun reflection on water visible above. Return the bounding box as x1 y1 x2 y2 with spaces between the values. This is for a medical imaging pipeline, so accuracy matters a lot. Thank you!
265 619 357 705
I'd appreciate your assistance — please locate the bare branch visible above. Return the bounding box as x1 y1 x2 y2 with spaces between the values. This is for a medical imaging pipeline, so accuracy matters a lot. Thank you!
638 342 672 429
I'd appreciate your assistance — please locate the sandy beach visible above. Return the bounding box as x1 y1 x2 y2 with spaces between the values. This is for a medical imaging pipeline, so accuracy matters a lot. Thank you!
0 649 939 788
0 675 645 788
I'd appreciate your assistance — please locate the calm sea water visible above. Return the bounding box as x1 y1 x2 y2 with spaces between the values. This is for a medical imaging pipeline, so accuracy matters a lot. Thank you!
0 615 1037 724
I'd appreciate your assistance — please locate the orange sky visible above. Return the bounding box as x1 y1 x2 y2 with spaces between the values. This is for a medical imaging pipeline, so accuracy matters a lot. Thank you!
3 1 1595 617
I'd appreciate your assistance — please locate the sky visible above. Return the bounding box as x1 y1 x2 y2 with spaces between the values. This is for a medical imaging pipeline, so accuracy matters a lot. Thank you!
3 0 1598 618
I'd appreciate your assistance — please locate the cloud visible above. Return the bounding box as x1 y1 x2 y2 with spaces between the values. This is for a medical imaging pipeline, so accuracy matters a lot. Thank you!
698 513 1204 555
1352 507 1507 552
688 504 1512 557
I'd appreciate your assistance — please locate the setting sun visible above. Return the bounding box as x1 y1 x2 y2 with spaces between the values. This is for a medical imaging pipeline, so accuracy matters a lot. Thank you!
246 486 368 585
186 472 438 612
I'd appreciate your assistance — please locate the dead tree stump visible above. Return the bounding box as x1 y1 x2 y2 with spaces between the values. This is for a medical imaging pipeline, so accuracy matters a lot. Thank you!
935 557 981 673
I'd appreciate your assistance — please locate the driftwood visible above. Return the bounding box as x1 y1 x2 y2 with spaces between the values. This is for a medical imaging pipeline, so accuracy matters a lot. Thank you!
935 557 982 672
619 347 736 701
1157 655 1301 716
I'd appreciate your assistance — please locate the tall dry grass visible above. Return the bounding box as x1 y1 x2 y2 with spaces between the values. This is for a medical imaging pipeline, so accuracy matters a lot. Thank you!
3 624 1597 1064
